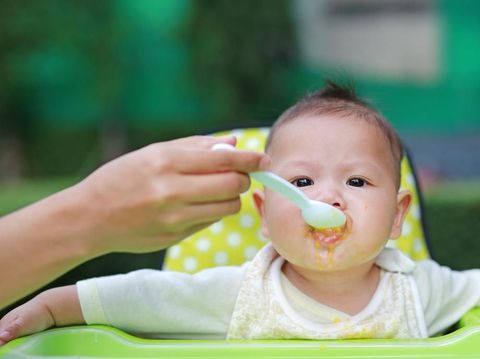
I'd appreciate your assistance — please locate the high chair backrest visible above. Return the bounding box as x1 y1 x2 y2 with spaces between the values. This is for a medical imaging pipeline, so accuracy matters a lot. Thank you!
164 127 429 273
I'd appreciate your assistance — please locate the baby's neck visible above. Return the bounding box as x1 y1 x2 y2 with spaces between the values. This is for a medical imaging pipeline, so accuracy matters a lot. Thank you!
282 261 380 316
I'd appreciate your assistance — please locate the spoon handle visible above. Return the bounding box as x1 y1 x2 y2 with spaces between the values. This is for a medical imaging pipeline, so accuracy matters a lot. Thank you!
210 144 310 211
250 171 310 210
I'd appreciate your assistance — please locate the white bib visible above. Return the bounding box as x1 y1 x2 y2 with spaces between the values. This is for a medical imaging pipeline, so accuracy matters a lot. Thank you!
227 244 428 339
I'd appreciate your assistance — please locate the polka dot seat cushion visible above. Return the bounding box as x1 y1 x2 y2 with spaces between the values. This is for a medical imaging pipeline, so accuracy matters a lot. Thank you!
164 127 429 273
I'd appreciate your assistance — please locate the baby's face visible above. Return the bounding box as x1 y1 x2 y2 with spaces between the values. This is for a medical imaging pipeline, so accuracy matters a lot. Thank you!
254 115 411 272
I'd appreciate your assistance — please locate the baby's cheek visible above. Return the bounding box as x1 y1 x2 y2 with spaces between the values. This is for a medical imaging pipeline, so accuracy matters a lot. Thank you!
265 204 302 239
279 206 304 228
266 195 300 219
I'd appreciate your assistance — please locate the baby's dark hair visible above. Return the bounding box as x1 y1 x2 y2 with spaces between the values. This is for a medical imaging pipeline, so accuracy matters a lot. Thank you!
266 81 404 188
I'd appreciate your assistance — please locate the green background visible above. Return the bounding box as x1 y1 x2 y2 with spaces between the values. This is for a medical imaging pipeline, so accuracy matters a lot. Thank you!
1 1 480 177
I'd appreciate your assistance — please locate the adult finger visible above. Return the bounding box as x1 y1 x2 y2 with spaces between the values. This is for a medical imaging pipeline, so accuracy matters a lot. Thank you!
165 135 237 150
187 198 243 223
158 198 242 233
180 220 218 239
171 148 267 174
165 172 250 203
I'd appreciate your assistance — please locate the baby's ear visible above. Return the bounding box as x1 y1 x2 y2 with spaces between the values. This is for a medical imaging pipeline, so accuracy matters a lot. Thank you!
389 190 412 240
252 189 270 239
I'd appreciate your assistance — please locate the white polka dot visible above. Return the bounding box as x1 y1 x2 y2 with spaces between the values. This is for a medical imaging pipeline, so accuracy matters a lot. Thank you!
231 129 245 139
183 257 198 272
246 138 260 150
240 214 254 228
196 237 211 252
256 229 268 242
386 239 397 248
410 205 420 220
402 221 411 235
406 174 415 186
210 221 224 234
413 238 423 252
244 246 258 260
169 245 181 259
214 251 229 265
227 232 242 247
260 128 270 137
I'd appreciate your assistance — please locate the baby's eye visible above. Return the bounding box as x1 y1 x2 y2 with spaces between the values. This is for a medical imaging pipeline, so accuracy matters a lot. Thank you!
291 177 314 187
347 178 366 187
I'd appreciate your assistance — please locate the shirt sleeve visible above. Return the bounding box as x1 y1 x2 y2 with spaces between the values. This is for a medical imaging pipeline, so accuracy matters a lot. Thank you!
77 263 249 339
413 260 480 336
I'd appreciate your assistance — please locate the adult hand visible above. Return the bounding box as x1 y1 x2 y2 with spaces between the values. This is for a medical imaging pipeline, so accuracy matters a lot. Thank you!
0 135 268 309
78 135 267 255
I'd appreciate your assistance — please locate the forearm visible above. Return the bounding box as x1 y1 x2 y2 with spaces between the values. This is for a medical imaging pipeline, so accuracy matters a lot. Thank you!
0 184 99 310
39 286 85 328
0 135 267 310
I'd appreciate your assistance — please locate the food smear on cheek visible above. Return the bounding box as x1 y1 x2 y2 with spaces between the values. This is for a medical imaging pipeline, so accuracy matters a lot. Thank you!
308 226 346 268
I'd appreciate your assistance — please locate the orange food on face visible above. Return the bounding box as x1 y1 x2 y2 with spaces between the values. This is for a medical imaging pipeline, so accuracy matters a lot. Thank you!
309 225 346 246
307 224 348 268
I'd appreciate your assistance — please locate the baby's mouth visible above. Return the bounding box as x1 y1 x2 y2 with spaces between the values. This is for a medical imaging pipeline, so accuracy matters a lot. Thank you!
309 224 347 246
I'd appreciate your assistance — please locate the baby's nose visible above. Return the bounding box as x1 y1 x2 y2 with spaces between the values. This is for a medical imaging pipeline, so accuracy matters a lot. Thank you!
315 188 345 209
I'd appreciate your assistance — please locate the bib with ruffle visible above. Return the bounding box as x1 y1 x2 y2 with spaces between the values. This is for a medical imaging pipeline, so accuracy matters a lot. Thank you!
227 244 427 339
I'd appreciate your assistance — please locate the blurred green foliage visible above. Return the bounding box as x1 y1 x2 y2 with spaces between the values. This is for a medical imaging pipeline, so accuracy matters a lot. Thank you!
0 0 121 179
0 0 478 190
0 0 120 126
0 0 297 178
186 0 297 126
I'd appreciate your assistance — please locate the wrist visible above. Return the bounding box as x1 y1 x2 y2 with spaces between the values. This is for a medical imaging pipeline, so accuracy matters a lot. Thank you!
36 290 57 329
60 181 109 259
22 181 104 264
38 286 83 327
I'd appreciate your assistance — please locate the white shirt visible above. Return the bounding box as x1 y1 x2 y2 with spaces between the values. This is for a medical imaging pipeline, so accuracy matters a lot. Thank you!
77 245 480 339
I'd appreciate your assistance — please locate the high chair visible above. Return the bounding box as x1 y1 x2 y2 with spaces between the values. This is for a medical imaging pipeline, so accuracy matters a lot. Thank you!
1 128 479 358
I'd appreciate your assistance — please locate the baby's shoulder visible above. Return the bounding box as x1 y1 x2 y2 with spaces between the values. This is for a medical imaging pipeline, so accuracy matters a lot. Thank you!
411 259 445 282
411 258 480 290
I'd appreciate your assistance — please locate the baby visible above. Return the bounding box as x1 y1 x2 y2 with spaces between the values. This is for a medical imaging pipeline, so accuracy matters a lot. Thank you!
1 82 479 344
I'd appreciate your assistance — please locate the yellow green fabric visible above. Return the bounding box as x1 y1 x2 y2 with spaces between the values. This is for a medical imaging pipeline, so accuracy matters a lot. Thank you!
164 127 429 273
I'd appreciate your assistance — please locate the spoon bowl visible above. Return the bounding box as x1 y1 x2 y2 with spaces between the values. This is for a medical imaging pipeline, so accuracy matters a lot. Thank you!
302 200 346 229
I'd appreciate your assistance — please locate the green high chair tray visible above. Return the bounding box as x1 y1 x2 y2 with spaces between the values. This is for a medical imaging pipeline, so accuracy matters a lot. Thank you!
2 128 479 358
1 319 480 358
1 309 480 358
